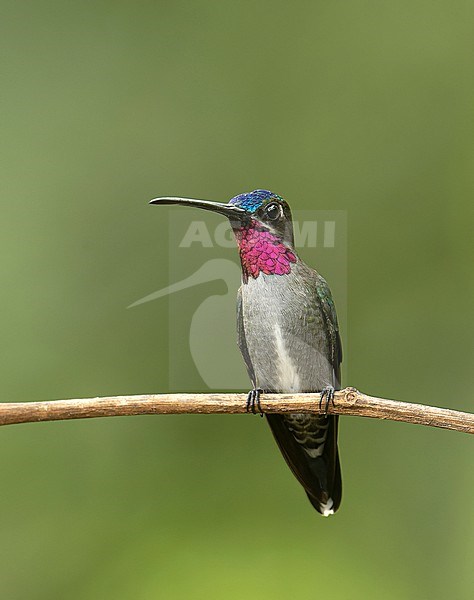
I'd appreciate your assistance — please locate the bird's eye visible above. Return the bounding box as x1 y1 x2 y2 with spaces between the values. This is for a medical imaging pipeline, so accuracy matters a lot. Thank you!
265 203 281 221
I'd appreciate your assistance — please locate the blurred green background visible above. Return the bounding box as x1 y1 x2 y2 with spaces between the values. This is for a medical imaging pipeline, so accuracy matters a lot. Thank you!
1 1 473 598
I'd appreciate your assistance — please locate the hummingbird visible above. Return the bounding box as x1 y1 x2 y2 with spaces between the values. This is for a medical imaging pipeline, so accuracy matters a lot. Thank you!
150 189 342 515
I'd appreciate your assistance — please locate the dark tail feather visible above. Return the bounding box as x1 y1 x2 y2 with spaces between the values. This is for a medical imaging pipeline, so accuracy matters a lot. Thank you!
265 413 342 515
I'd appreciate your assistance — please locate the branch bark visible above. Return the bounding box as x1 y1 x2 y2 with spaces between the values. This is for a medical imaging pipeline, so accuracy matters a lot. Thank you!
0 388 472 433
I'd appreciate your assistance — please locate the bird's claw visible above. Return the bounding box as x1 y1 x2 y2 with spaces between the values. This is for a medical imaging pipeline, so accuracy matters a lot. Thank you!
319 386 335 416
246 388 264 417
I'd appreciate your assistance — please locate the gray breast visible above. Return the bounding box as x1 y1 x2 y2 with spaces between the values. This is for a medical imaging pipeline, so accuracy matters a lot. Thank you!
239 263 335 393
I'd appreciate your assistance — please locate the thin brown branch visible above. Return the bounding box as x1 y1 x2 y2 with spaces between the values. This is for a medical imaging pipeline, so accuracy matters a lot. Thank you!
0 388 472 433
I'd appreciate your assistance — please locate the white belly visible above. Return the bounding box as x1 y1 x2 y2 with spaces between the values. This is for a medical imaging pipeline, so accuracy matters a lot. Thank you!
239 269 334 393
273 322 302 392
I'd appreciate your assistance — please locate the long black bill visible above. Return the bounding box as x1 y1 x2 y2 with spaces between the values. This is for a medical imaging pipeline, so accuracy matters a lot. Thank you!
149 196 247 220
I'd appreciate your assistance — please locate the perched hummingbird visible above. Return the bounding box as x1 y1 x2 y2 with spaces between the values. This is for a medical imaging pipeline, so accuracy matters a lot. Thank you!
150 190 342 515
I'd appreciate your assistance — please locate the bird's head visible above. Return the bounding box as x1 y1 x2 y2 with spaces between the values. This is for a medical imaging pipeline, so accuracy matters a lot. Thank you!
150 190 297 279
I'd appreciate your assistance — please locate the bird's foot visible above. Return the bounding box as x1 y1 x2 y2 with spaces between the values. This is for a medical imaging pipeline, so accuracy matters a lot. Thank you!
319 386 335 416
246 388 264 417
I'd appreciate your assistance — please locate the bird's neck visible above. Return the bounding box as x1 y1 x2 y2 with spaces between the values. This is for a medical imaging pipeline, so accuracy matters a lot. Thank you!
232 224 297 281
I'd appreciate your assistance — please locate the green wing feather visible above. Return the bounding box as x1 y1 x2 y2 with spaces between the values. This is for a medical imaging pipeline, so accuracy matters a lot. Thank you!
316 276 342 386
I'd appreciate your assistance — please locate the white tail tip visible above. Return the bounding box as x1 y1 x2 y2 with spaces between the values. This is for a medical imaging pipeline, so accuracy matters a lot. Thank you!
320 498 335 517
